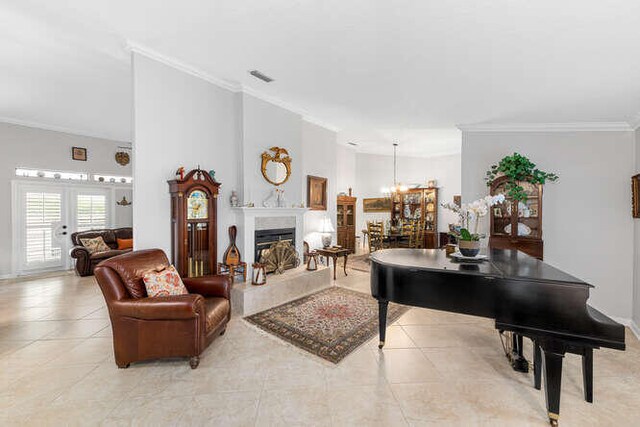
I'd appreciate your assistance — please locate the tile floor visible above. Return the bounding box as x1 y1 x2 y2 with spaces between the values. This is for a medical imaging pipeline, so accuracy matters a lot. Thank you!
1 268 640 426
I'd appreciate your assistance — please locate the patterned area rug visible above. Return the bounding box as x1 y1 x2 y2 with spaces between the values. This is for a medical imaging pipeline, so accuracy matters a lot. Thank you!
347 254 371 272
245 286 408 363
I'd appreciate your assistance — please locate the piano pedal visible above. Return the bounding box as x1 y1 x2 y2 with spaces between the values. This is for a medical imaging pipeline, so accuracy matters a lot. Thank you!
511 355 529 373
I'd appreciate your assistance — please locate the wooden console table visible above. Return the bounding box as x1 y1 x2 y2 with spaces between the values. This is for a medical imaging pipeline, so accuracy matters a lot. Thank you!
315 247 349 280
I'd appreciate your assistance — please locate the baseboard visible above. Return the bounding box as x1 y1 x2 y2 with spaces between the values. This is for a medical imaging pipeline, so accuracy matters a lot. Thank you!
631 321 640 341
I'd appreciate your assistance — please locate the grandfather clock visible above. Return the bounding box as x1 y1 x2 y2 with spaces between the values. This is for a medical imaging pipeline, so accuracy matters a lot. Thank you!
168 168 220 277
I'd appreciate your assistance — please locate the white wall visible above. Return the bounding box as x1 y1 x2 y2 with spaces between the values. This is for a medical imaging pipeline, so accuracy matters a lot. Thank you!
461 130 635 321
355 152 461 237
336 144 357 195
0 122 132 276
301 121 338 249
634 128 640 331
241 93 303 207
132 53 241 259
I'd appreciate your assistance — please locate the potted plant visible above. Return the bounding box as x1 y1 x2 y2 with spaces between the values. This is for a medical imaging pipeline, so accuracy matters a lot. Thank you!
485 153 558 202
442 195 505 256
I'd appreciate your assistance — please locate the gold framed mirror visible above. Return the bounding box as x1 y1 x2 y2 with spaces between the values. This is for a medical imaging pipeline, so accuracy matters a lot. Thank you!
261 147 292 186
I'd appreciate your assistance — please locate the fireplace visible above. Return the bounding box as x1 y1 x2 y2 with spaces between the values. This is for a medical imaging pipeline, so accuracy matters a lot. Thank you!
255 227 296 264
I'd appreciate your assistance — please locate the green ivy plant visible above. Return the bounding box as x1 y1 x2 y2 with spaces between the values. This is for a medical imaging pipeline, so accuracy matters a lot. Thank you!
485 153 558 202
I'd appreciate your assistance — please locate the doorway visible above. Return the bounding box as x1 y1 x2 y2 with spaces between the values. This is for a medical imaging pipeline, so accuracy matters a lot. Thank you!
13 181 112 275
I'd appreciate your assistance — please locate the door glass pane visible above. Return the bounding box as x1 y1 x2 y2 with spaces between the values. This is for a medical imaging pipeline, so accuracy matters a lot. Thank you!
77 194 107 231
24 192 62 266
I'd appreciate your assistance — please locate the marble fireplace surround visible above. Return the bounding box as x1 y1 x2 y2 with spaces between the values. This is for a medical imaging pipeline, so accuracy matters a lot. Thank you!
232 207 309 266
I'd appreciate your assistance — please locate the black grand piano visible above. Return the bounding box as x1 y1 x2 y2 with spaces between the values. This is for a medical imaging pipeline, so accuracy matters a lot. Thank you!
370 248 625 426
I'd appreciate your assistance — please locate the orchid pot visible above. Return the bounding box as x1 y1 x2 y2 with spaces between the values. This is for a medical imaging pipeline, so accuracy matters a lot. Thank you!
458 239 481 257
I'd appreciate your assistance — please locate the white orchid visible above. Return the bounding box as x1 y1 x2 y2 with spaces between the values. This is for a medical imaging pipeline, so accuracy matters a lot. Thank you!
442 194 505 238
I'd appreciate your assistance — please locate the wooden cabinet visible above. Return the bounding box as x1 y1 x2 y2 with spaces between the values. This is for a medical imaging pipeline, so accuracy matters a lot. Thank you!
391 187 439 248
168 169 220 277
337 195 356 253
489 176 543 260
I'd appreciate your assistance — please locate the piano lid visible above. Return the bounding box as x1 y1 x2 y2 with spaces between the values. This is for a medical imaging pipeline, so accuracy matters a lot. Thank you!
370 248 591 287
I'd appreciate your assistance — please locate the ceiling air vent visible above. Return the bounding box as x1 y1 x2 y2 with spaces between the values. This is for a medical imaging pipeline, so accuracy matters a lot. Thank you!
249 70 274 83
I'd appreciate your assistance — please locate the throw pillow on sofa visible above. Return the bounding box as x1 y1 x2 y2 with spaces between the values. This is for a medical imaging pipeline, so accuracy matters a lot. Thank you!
80 236 111 254
117 238 133 250
143 265 188 297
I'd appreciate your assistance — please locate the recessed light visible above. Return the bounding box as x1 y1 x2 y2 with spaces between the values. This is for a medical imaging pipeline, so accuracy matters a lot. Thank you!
249 70 274 83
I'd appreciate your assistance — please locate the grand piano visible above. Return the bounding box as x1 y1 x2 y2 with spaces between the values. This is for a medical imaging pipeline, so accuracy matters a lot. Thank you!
370 248 625 426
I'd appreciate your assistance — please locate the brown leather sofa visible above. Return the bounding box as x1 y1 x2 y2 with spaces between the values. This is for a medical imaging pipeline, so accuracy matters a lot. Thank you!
94 249 231 369
70 227 133 276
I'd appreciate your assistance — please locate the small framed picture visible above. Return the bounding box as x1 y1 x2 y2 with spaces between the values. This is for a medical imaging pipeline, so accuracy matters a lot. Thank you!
72 147 87 161
453 195 461 207
633 174 639 218
493 207 503 218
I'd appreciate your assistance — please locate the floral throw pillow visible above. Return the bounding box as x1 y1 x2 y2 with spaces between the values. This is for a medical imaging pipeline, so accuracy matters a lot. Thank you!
143 265 188 297
79 236 111 254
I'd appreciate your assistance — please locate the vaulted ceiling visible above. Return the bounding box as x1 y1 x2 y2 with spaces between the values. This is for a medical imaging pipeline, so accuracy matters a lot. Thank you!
2 1 639 152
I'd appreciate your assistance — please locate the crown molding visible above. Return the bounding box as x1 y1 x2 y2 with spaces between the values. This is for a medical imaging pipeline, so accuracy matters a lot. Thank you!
0 116 130 143
457 122 634 132
128 42 340 133
629 113 640 130
128 42 240 92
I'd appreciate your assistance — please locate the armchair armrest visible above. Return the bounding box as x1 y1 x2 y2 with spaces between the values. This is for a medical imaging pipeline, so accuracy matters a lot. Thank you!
70 245 90 259
110 294 205 321
183 275 231 299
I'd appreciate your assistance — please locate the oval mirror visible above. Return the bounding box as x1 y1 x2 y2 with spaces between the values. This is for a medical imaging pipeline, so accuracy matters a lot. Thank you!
261 147 292 186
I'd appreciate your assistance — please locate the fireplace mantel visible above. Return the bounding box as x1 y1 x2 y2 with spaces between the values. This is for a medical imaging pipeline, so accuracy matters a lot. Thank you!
232 207 310 215
233 206 310 265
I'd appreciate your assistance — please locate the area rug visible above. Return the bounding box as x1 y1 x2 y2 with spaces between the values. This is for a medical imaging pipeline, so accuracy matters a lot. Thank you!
245 286 408 363
347 253 371 272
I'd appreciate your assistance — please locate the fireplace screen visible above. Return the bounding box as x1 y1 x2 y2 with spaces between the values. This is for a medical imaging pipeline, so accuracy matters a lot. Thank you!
259 240 300 274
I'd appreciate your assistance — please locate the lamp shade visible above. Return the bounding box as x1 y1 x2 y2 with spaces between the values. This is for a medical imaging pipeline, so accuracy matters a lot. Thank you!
319 217 335 233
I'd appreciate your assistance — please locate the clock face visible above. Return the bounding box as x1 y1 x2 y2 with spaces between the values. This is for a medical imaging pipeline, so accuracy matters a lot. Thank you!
187 190 208 219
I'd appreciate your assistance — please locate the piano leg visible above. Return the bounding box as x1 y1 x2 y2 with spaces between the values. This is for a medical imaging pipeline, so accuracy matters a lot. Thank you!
378 300 388 349
533 341 542 390
582 347 593 403
541 344 565 426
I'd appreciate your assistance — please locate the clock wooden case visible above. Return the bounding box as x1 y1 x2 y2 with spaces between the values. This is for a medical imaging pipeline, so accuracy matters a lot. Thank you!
168 168 220 277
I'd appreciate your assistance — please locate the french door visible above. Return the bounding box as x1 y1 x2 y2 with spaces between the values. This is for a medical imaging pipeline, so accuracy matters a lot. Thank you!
14 182 112 274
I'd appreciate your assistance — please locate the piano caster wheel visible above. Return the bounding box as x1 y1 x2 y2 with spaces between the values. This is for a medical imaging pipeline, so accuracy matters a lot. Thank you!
549 413 559 426
378 341 385 349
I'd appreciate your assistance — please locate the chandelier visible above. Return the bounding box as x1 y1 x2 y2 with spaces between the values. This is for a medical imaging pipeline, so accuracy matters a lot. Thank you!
381 143 408 196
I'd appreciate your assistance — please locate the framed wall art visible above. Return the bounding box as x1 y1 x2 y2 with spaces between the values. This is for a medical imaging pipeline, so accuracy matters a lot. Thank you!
307 175 327 210
633 174 639 218
363 197 391 213
72 146 87 161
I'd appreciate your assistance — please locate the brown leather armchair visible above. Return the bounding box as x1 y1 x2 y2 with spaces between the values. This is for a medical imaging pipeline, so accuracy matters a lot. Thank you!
94 249 231 369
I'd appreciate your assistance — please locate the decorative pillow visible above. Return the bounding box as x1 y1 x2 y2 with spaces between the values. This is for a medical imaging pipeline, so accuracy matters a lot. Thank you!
80 236 111 254
117 238 133 250
142 265 188 297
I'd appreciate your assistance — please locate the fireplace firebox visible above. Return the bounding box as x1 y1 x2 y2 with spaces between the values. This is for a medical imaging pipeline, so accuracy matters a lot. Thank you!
255 228 296 264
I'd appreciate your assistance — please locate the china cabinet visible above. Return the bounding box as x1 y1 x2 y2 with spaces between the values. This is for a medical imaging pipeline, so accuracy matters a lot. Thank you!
390 187 438 248
489 176 543 260
337 194 357 253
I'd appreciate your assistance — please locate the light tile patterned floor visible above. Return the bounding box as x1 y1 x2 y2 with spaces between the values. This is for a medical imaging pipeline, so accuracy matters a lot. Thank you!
1 269 640 426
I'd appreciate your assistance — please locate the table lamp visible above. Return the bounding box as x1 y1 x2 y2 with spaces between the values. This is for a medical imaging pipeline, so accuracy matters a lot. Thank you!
319 217 335 248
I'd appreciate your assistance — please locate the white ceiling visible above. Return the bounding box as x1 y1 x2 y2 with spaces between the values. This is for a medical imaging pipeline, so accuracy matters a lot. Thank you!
2 1 640 153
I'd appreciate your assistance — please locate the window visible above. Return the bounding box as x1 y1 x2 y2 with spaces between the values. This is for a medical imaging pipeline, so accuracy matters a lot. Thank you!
24 192 62 265
16 168 88 181
76 194 107 231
